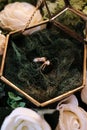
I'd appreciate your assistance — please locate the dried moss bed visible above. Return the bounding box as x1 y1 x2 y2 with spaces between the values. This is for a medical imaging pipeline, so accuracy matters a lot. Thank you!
4 25 84 102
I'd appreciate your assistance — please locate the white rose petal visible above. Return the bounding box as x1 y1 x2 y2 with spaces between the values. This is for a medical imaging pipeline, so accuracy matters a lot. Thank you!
0 2 46 35
57 94 78 110
81 84 87 104
56 95 87 130
0 32 6 55
1 107 51 130
81 71 87 104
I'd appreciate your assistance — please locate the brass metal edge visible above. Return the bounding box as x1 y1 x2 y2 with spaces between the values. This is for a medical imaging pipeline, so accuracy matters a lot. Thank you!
0 34 10 76
1 76 41 107
0 28 86 107
53 20 84 43
0 2 86 106
51 7 69 21
41 44 87 107
40 85 84 107
83 44 87 85
68 7 87 21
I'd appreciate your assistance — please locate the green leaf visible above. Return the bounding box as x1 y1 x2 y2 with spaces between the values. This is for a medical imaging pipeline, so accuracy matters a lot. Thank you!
7 92 26 109
8 92 22 101
18 102 26 107
10 101 26 109
70 0 86 10
83 6 87 15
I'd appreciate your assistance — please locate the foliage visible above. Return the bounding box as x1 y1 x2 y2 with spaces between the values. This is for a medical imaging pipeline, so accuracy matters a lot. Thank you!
83 6 87 15
70 0 86 10
42 0 65 19
7 92 26 109
56 10 85 33
42 0 87 27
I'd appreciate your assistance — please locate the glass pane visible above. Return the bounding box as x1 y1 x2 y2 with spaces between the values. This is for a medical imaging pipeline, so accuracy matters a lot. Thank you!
3 23 84 103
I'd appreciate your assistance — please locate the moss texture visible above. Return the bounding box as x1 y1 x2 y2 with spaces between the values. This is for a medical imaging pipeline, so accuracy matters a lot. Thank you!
4 24 84 102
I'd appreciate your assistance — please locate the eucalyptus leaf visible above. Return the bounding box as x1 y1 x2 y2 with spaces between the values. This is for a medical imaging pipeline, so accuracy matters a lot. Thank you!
8 92 22 101
10 101 26 109
7 92 26 108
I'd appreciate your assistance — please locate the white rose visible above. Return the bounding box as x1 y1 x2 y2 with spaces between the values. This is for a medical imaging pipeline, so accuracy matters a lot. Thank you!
56 95 87 130
0 2 46 35
1 107 51 130
0 32 6 55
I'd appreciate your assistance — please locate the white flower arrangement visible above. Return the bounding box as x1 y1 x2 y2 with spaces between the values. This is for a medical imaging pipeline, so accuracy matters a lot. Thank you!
1 95 87 130
0 1 87 130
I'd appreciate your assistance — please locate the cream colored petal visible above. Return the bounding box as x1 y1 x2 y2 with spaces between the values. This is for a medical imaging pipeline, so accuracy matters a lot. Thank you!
1 107 51 130
81 71 87 104
0 2 46 34
56 104 87 130
57 95 78 110
81 85 87 104
0 33 6 55
56 95 87 130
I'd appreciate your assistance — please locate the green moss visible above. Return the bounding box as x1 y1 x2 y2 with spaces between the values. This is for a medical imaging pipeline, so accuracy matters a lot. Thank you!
4 24 84 102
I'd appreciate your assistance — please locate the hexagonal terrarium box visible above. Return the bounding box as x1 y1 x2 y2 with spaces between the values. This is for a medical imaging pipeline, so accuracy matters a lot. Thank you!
0 0 87 107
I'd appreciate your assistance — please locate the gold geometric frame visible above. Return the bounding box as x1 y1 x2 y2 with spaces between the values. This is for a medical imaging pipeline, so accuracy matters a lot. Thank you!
0 0 87 107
